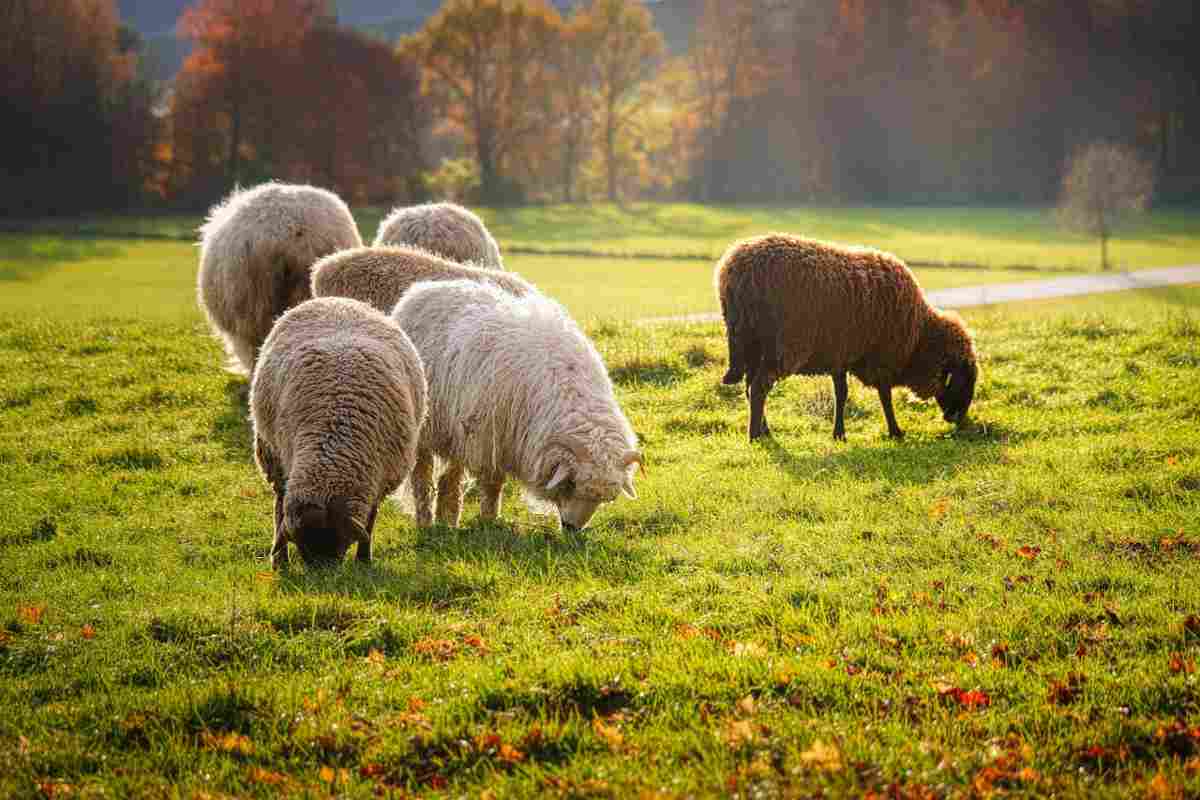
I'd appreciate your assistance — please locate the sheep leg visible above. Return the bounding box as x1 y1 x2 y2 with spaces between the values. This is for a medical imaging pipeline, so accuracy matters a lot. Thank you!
411 448 436 528
270 485 289 570
877 385 905 439
479 473 505 520
748 372 773 440
832 371 849 441
435 461 466 527
357 506 378 563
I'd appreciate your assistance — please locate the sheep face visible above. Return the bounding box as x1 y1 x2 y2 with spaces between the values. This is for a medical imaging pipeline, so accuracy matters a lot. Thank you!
937 358 977 424
285 499 362 566
543 450 641 532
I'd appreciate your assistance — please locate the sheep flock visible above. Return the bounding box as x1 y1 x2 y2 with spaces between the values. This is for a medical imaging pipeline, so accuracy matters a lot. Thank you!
196 182 977 566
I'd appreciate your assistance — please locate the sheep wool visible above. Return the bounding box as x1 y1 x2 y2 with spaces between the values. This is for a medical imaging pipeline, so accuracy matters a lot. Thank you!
251 296 426 568
373 202 503 268
391 279 641 531
716 233 977 441
198 182 362 375
310 245 533 314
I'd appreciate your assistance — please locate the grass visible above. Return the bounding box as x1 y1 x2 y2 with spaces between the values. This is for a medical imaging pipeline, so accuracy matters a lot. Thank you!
2 226 1200 797
0 234 1141 324
7 203 1200 271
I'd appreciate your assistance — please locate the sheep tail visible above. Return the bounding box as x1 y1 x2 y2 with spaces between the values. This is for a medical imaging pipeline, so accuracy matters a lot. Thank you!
721 297 747 385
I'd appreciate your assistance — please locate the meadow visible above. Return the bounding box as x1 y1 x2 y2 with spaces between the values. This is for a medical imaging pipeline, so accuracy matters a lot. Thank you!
1 218 1200 798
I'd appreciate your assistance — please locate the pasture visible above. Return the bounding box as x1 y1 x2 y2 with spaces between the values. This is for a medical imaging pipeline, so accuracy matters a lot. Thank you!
1 221 1200 798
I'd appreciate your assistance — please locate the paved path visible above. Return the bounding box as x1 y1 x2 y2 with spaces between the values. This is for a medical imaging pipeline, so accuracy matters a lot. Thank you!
641 264 1200 325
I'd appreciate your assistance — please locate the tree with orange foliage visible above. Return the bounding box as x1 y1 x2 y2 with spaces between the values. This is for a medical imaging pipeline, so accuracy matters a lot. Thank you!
577 0 664 203
174 0 329 190
0 0 157 214
401 0 562 205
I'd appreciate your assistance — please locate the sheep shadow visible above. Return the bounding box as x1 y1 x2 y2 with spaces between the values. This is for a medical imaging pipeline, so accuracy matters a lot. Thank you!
273 555 495 609
210 376 253 464
757 418 1024 487
410 517 653 585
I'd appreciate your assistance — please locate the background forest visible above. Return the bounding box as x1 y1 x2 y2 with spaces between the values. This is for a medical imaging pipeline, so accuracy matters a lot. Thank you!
3 0 1199 215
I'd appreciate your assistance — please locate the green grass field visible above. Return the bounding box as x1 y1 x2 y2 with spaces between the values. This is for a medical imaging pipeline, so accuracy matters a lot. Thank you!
2 224 1200 798
10 203 1200 271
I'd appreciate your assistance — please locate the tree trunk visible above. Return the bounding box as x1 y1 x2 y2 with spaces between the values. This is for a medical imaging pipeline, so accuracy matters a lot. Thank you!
605 105 617 203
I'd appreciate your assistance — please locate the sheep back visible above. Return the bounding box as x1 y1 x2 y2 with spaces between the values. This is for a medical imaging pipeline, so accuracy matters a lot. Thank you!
250 296 426 534
716 234 931 388
198 182 362 374
392 279 637 508
372 202 503 268
311 245 532 314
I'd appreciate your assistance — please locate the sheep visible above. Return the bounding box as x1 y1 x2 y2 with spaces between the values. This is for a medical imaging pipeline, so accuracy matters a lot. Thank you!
715 234 978 441
310 245 533 314
372 202 503 268
250 296 426 569
198 181 362 375
390 279 641 532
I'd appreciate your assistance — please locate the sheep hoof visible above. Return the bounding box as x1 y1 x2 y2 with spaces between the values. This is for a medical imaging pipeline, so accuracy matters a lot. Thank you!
722 367 744 385
888 429 905 440
833 430 846 442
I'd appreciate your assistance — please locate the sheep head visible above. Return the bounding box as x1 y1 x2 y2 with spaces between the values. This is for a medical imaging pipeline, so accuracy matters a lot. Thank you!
907 310 978 427
539 437 642 532
284 497 367 566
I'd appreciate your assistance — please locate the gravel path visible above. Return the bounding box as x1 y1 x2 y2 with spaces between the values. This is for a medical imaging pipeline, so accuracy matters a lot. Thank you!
641 264 1200 325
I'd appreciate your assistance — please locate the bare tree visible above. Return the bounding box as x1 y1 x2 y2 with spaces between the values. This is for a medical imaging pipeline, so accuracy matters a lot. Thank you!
1057 141 1155 271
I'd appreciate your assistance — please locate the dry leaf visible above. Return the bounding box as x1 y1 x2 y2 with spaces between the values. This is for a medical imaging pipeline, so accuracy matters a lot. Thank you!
929 498 950 520
200 731 253 756
1169 652 1196 674
498 743 525 764
412 638 457 661
366 648 385 665
319 766 335 784
725 719 758 746
462 634 489 652
593 718 624 749
19 604 45 625
799 740 843 772
80 624 96 640
728 641 768 658
736 695 756 716
1015 545 1041 560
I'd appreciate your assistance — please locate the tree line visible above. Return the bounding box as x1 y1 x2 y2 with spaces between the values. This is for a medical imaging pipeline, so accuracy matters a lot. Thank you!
3 0 1198 216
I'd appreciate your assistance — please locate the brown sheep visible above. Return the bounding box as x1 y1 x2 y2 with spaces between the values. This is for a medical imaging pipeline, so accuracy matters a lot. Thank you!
310 245 533 314
715 234 977 441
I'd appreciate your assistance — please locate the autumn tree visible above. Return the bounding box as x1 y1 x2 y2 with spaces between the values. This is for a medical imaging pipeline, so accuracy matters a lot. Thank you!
402 0 562 205
578 0 664 203
175 0 328 190
1058 141 1155 270
0 0 157 214
685 0 781 202
554 11 600 202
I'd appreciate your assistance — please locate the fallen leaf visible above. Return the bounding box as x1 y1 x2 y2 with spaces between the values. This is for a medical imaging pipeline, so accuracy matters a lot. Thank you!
961 651 979 668
674 623 701 640
1047 674 1085 706
462 633 489 653
991 643 1011 667
1015 545 1041 560
412 638 457 661
798 740 843 772
200 731 253 757
365 648 385 665
728 641 768 658
80 624 96 640
498 743 525 764
36 782 74 798
725 719 759 746
19 604 46 625
593 718 624 749
247 767 289 786
1169 652 1196 674
736 695 756 716
1147 772 1180 800
929 498 950 520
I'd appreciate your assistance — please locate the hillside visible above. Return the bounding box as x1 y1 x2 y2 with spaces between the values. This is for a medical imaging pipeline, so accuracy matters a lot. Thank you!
119 0 697 83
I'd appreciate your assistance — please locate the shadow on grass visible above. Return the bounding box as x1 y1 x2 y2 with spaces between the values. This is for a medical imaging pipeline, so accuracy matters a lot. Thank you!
210 377 253 464
274 556 494 608
757 417 1024 486
411 517 652 584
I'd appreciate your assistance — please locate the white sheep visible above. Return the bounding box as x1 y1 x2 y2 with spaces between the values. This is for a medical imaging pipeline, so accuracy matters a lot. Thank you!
310 245 533 314
390 279 641 531
251 296 426 568
372 202 503 268
198 181 362 375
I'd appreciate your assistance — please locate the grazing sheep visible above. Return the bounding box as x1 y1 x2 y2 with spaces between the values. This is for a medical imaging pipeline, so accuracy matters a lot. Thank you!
391 279 641 531
716 234 977 441
198 182 362 375
372 202 503 268
251 296 426 568
310 245 533 314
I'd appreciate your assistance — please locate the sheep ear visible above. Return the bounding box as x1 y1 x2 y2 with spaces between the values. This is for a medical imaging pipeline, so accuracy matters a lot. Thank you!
546 462 571 492
621 474 637 499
